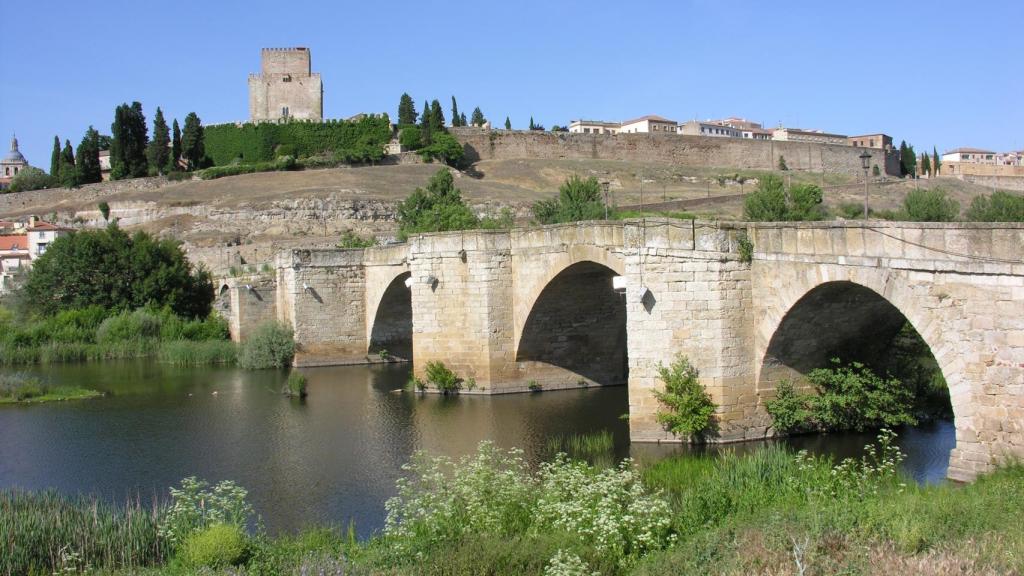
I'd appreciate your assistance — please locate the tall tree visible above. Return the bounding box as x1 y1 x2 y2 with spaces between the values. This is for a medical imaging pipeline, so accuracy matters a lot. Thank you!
921 152 932 176
471 107 486 127
906 144 917 178
50 136 61 178
460 112 467 127
429 100 445 134
59 140 77 187
110 102 149 179
76 126 103 184
898 141 909 176
420 100 433 145
933 146 941 175
146 107 170 175
181 112 205 171
505 116 511 130
397 93 417 126
450 96 461 127
170 119 182 172
529 117 536 130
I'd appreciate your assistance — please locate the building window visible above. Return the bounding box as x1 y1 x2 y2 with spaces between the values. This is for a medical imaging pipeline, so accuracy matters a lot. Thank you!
282 106 290 118
584 128 590 133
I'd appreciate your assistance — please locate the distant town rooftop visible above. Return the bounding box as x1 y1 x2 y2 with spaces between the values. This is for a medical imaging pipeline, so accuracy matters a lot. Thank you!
944 147 996 155
621 115 677 125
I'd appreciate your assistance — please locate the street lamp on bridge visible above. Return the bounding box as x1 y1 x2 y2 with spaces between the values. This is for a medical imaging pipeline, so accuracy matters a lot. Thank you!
859 151 872 219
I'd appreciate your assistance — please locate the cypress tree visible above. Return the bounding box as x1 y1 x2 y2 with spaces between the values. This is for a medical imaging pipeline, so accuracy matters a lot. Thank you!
59 140 77 187
471 107 485 127
76 126 102 184
170 119 182 172
933 146 941 175
460 112 467 127
921 152 931 176
505 116 511 130
181 112 205 171
147 107 170 175
420 100 433 145
529 117 536 130
450 96 460 127
398 93 417 126
429 100 445 134
50 136 61 178
906 144 917 178
111 102 149 179
898 141 909 176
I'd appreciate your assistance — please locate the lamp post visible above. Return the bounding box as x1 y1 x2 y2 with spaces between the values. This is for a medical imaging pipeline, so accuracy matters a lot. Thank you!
859 151 872 219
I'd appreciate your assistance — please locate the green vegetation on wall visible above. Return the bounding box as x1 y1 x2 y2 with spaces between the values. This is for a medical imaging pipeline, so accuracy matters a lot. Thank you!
203 115 392 166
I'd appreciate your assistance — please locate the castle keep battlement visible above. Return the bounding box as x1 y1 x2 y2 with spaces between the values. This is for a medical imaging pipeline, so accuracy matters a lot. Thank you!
248 47 323 123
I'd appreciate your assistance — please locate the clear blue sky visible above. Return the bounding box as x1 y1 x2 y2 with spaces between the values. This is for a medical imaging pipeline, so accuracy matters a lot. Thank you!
1 0 1021 169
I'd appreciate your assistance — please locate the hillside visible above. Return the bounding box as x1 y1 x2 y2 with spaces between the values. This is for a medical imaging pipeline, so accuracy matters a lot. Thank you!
0 158 1010 274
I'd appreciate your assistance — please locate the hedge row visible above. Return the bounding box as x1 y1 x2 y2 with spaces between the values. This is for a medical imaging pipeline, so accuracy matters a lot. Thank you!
203 115 393 166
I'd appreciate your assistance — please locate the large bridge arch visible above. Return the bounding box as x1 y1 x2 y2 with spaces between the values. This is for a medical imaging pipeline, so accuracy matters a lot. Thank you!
365 269 413 360
514 258 628 387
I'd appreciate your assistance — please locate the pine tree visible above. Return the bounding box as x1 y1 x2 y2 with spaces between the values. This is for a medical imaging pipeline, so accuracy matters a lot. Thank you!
398 93 417 126
170 119 182 172
110 102 149 179
505 116 511 130
921 152 931 176
898 141 909 177
59 140 77 187
50 136 61 178
450 96 460 127
933 146 941 175
76 126 103 184
181 112 205 171
429 100 445 134
471 107 485 127
147 107 171 175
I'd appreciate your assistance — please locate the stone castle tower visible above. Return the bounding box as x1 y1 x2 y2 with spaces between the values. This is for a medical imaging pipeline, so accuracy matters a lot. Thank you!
248 47 323 123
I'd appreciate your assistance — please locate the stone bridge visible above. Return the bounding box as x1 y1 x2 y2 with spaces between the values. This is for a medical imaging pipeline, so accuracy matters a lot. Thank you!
220 220 1024 481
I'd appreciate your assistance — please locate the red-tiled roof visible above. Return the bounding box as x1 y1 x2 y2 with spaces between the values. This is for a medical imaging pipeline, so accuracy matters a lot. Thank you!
621 114 677 125
0 234 28 251
27 221 70 232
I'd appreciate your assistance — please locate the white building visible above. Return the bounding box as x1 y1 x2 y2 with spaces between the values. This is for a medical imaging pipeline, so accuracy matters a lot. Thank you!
940 148 998 164
618 115 678 134
772 127 848 146
568 120 621 135
0 217 71 294
679 121 744 138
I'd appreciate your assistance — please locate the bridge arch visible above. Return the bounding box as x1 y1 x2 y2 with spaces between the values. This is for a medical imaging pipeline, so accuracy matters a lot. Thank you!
514 255 628 387
366 270 413 360
755 269 963 428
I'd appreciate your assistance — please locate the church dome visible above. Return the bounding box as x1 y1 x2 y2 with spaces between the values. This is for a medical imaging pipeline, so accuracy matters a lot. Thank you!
3 136 26 164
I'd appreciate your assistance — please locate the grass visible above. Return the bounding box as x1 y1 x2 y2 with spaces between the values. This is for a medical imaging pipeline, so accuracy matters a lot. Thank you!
157 340 238 366
6 435 1023 575
0 372 102 404
283 371 308 398
545 430 615 461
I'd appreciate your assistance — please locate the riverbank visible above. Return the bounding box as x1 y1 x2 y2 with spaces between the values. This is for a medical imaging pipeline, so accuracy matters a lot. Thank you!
4 432 1020 575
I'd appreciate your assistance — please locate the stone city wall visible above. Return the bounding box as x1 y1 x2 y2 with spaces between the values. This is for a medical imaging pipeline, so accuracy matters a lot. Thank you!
452 128 899 177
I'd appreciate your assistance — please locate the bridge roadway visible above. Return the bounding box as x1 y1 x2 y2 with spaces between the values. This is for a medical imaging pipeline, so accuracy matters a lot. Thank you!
220 219 1024 481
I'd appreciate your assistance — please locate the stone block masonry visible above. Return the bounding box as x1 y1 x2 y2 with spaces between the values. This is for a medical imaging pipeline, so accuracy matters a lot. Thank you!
452 128 899 177
226 220 1024 481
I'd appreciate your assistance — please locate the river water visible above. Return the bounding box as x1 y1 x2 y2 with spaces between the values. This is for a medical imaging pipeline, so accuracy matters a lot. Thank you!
0 362 955 536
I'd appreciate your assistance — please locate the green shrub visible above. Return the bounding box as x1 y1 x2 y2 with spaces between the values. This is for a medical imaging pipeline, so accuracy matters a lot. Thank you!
284 371 308 398
158 477 253 548
766 359 918 434
743 175 825 221
7 166 55 192
0 373 47 400
158 340 238 365
737 231 753 264
425 360 461 394
965 190 1024 222
237 321 294 369
337 229 377 248
399 126 423 150
532 175 607 224
198 155 300 180
396 169 479 240
417 132 464 165
178 523 247 569
902 188 959 221
96 309 163 343
653 356 716 440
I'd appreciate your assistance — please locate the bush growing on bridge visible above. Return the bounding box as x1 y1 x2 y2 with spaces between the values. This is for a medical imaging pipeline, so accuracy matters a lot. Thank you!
237 321 294 369
424 360 462 394
965 190 1024 222
532 175 607 224
653 356 717 440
